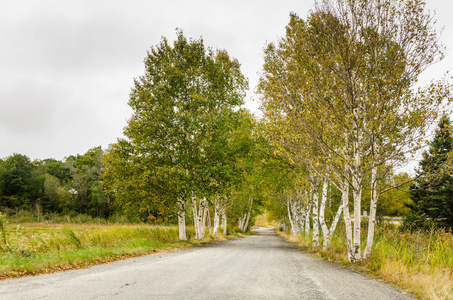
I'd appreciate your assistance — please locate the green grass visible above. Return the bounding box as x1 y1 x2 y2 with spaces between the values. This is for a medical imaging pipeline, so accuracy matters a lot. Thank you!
369 225 453 299
278 224 453 300
0 221 222 279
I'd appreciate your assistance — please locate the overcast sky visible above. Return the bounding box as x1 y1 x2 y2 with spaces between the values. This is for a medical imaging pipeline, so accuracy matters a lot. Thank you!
1 0 452 161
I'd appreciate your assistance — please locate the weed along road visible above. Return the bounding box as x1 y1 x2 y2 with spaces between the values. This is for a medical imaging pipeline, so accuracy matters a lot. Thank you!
0 227 413 300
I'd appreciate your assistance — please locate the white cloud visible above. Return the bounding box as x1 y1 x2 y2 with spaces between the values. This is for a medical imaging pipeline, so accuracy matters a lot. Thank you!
0 0 450 161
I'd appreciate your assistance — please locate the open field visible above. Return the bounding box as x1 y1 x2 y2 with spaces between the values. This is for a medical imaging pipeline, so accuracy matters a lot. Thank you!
0 222 228 279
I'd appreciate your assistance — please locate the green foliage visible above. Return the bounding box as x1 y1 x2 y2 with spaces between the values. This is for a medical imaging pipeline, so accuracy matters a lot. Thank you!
366 172 412 217
35 158 71 184
65 146 105 215
405 116 453 230
0 154 36 209
104 30 250 227
0 147 112 220
258 0 448 261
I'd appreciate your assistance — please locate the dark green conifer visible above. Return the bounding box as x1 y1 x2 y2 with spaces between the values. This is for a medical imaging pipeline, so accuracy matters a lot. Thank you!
405 115 453 230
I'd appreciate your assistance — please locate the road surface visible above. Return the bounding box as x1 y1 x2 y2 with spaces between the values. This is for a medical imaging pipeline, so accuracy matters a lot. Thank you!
0 227 413 299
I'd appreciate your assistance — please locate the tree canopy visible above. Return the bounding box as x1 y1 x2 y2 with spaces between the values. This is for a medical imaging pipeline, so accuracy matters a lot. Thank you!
104 30 250 239
258 0 449 261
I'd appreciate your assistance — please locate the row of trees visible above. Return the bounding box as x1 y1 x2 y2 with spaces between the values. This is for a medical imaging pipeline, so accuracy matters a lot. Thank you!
257 0 450 262
1 0 450 264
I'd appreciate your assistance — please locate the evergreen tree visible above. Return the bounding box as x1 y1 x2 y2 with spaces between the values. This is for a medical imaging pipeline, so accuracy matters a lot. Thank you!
405 116 453 230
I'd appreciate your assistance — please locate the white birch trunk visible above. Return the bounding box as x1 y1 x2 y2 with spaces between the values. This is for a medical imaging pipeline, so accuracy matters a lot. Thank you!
304 200 311 237
200 197 207 239
300 210 307 236
287 197 296 235
319 177 329 244
206 200 212 237
364 163 378 259
221 209 227 235
295 191 305 234
352 179 362 261
319 177 343 249
213 202 220 236
323 201 343 248
295 204 302 234
341 168 354 262
177 197 187 241
192 194 207 240
191 193 199 239
244 198 253 232
238 215 244 231
288 192 305 235
311 180 319 247
238 215 245 231
351 117 363 261
243 210 251 232
238 197 252 232
300 190 309 236
201 197 208 237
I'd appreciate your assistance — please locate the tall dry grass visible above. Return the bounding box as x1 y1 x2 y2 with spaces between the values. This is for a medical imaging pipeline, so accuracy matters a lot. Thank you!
278 223 453 299
370 225 453 299
0 223 204 279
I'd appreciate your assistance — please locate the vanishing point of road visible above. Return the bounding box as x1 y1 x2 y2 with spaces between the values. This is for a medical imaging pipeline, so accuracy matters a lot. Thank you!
0 227 413 300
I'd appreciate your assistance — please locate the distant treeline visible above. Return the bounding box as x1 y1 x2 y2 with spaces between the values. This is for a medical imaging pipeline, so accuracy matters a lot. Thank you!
0 147 111 220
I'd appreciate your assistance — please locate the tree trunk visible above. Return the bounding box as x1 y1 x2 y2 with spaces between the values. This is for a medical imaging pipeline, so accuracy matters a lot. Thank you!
177 197 187 241
192 194 206 240
319 177 329 244
213 202 220 236
352 183 362 261
323 201 343 248
304 200 311 237
319 176 343 249
341 168 354 262
206 201 213 237
238 197 252 232
364 164 378 259
221 209 227 235
238 215 244 231
311 179 319 247
243 198 253 232
201 198 208 237
243 210 251 232
351 117 363 261
238 213 247 232
191 193 198 239
287 197 297 236
296 191 306 234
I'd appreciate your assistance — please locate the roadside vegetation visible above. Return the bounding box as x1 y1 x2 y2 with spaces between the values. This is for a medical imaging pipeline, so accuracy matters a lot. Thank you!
276 222 453 300
0 213 249 279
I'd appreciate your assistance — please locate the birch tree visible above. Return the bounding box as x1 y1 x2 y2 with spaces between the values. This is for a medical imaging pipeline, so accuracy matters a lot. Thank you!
106 30 247 240
314 0 448 260
259 0 449 261
259 18 344 247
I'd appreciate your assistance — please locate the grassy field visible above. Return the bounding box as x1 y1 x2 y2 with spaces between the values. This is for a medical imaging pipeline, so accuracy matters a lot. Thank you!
0 217 231 279
3 213 450 299
277 223 453 300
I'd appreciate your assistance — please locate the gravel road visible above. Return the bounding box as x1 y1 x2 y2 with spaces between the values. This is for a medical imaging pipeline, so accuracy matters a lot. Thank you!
0 227 414 299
